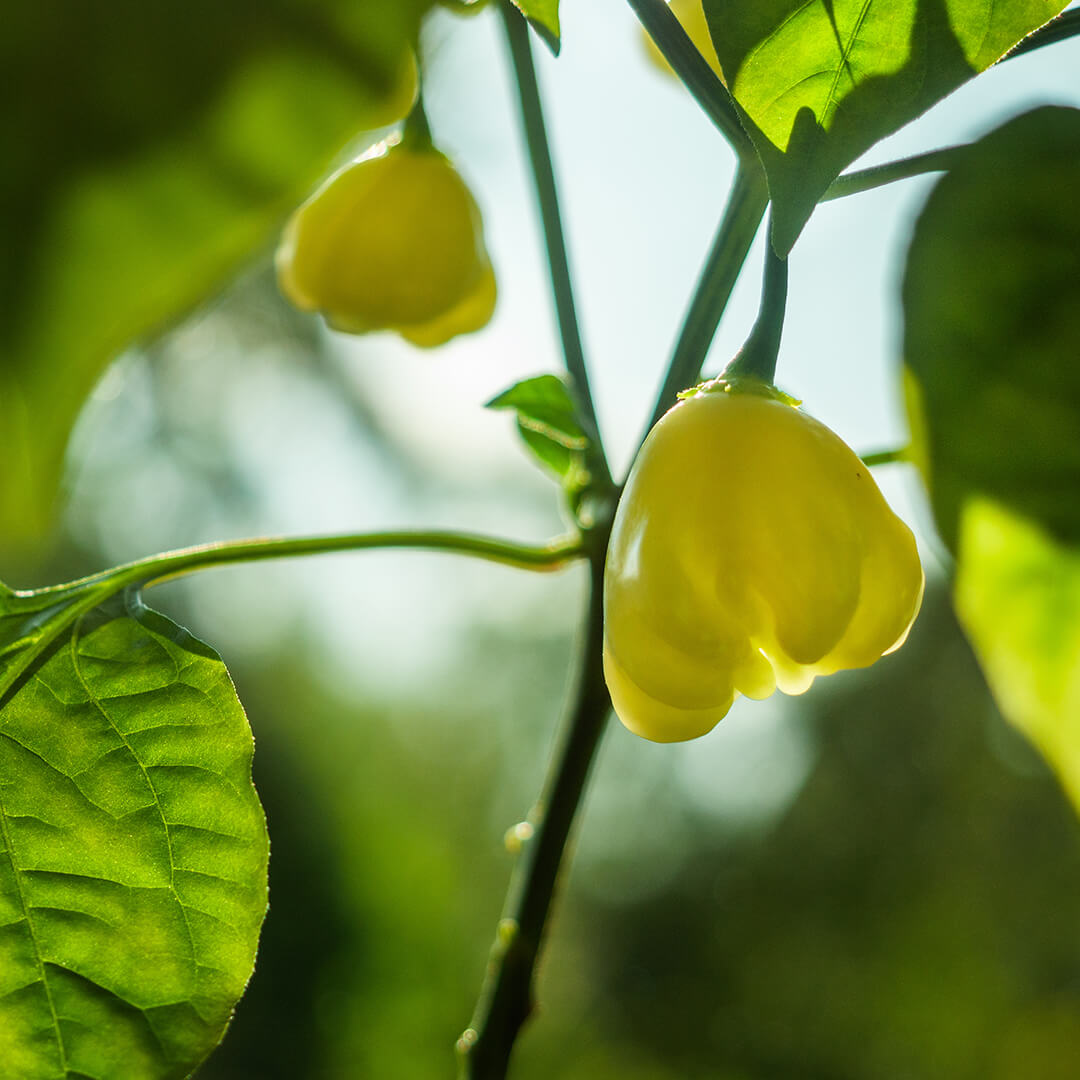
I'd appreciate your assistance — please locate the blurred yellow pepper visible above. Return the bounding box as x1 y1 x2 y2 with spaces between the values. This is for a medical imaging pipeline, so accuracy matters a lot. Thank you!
276 140 496 348
643 0 726 86
603 381 924 742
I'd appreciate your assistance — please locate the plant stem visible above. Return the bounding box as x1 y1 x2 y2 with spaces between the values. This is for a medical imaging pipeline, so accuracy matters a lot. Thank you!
640 163 769 440
625 0 752 156
500 1 612 490
1002 9 1080 60
860 446 910 467
20 531 584 597
458 545 611 1080
823 145 968 201
724 224 788 385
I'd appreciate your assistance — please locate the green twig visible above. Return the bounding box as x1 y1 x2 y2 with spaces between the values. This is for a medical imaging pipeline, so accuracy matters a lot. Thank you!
458 545 611 1080
823 145 968 201
640 163 769 441
1002 9 1080 60
1 531 583 707
499 2 612 490
860 446 910 468
723 224 789 385
19 530 584 598
625 0 752 156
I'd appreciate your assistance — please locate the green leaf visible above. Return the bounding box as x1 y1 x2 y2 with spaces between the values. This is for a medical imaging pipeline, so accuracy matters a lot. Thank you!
1 1 432 556
486 373 588 451
703 0 1067 254
902 106 1080 813
511 0 561 54
902 106 1080 554
955 499 1080 811
487 373 591 511
0 588 268 1079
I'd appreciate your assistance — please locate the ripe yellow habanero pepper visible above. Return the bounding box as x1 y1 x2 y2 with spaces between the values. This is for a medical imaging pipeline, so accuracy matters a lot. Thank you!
276 141 496 348
603 380 924 742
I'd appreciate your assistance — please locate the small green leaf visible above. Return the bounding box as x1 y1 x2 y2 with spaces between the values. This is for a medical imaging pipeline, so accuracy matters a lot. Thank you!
512 0 561 54
486 373 588 450
703 0 1067 254
955 499 1080 811
487 374 591 511
0 588 268 1079
902 106 1080 553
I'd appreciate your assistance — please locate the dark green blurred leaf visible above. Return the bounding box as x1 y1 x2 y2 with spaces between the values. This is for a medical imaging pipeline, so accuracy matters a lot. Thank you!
955 498 1080 812
902 106 1080 814
902 106 1080 553
0 589 268 1079
703 0 1066 254
511 0 561 54
1 0 431 554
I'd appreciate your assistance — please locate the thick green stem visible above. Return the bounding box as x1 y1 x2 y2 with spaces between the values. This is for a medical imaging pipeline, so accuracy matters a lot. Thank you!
724 227 788 385
641 163 769 440
458 545 611 1080
625 0 752 156
500 2 612 490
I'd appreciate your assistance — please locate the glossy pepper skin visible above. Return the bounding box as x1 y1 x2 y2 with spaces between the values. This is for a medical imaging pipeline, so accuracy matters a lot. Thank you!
276 141 495 347
603 384 924 743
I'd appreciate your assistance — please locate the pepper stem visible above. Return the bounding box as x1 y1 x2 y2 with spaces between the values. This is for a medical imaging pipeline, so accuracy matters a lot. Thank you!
724 227 788 386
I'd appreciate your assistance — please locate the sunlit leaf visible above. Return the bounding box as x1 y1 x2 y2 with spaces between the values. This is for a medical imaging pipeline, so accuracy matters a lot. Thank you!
0 588 268 1079
703 0 1067 254
1 1 431 556
903 106 1080 553
956 500 1080 810
512 0 561 54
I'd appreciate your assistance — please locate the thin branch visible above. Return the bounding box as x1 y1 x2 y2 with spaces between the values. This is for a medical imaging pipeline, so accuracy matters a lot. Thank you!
640 163 769 440
625 0 752 156
823 145 968 201
499 2 612 489
860 446 910 467
458 547 611 1080
18 530 584 597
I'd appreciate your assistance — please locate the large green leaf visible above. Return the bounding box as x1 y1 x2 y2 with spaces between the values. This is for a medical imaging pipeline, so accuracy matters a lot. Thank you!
1 0 431 555
0 588 268 1079
903 106 1080 553
703 0 1067 254
902 106 1080 810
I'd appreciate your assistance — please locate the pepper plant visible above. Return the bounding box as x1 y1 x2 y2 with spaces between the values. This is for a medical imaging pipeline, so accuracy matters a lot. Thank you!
2 1 1080 1078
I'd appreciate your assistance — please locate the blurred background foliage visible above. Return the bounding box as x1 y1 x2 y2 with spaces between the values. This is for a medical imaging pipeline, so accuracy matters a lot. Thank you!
6 1 1080 1077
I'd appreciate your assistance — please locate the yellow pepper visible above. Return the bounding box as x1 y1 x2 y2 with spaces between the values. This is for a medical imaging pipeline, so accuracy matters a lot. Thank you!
603 381 924 742
276 141 496 348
